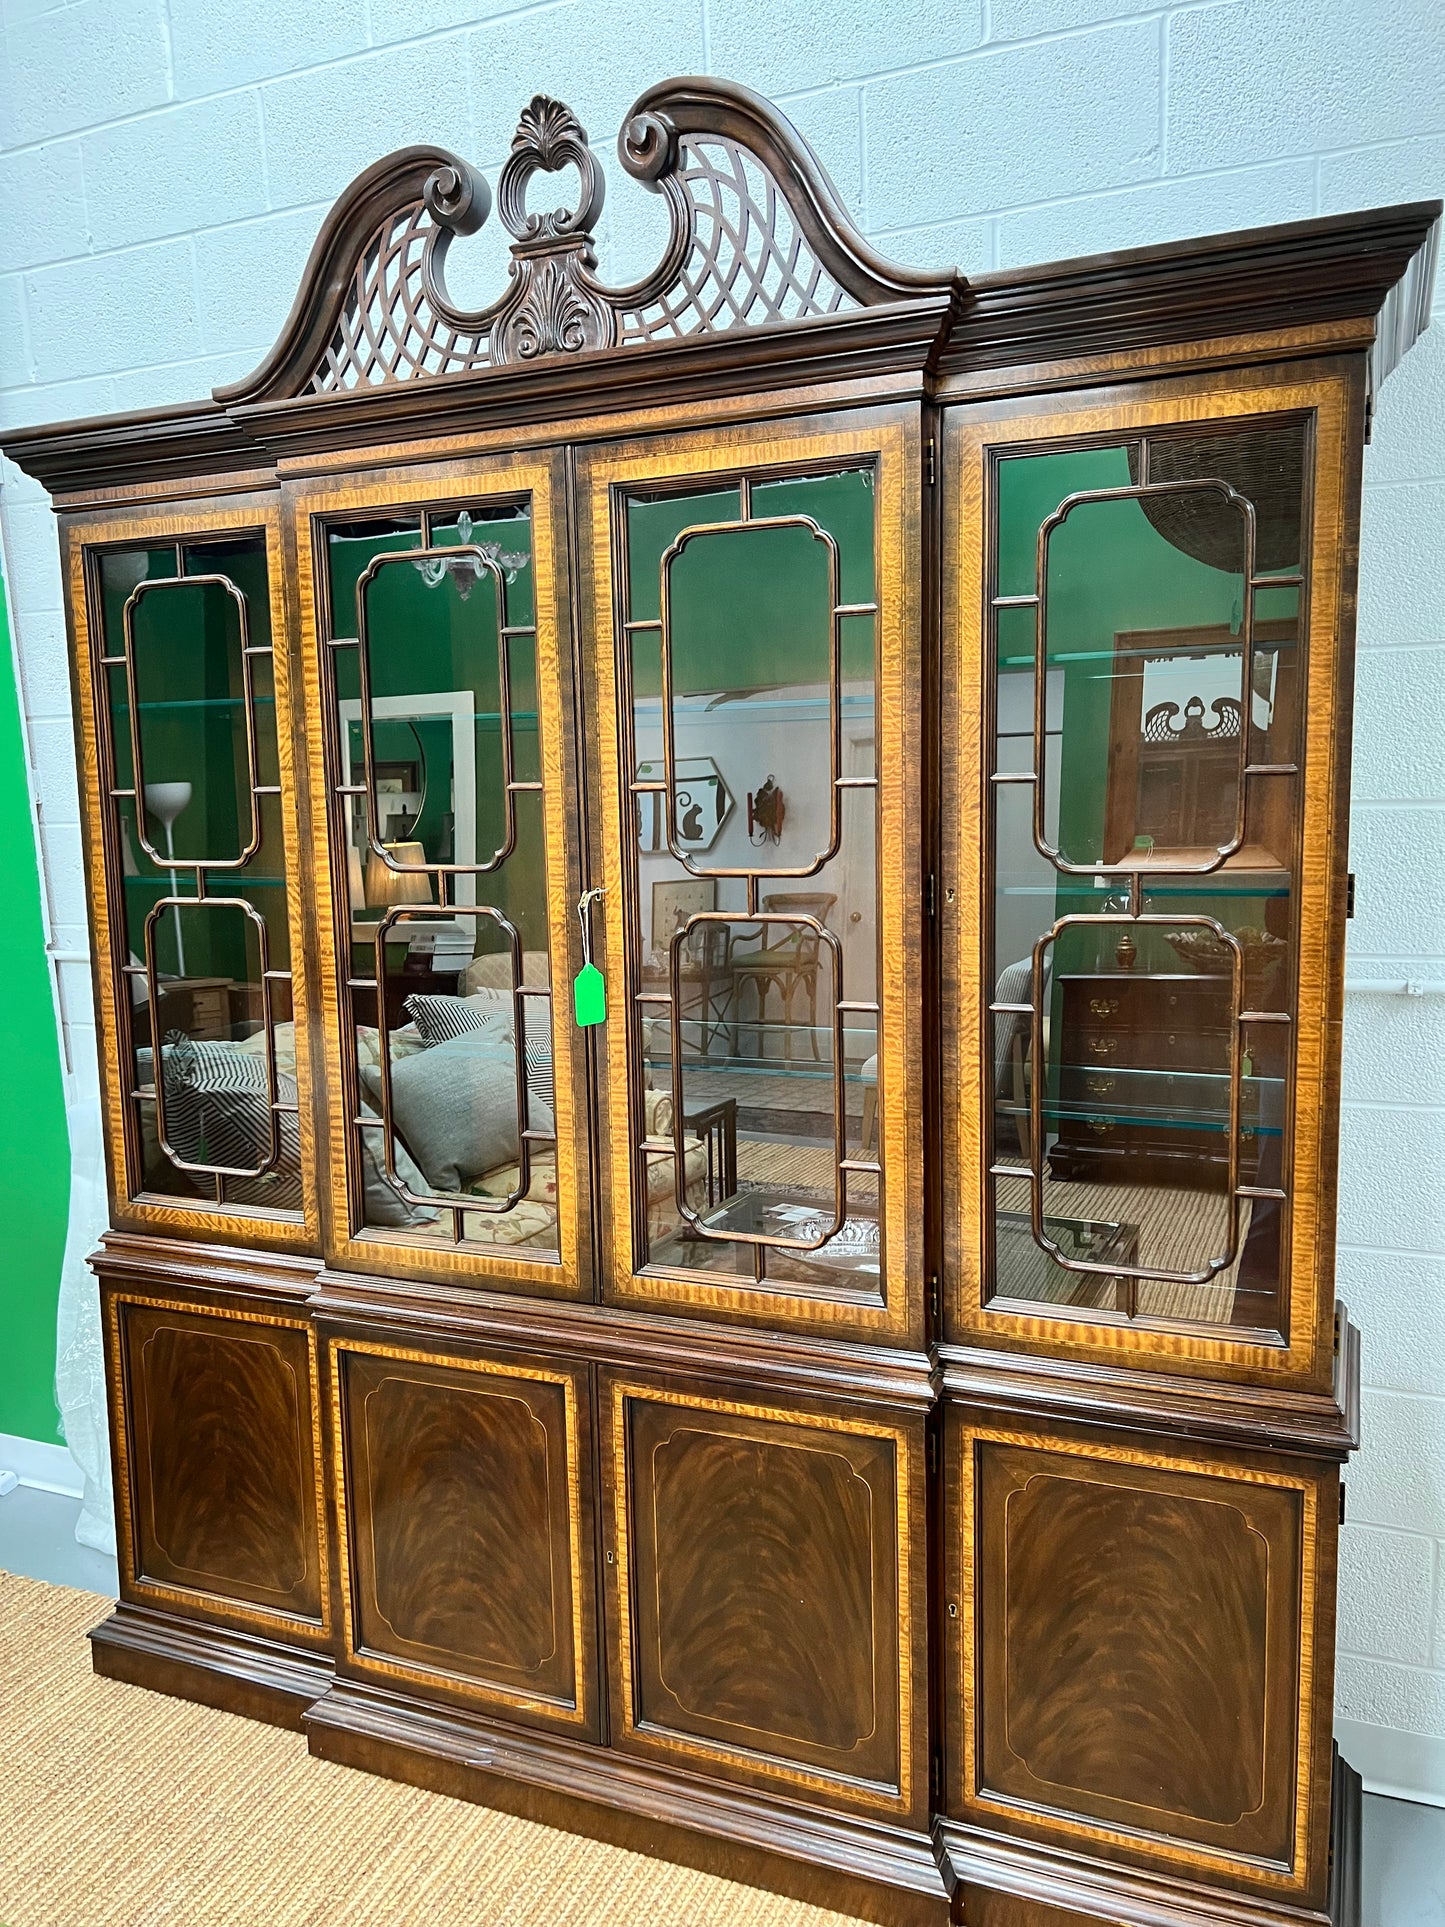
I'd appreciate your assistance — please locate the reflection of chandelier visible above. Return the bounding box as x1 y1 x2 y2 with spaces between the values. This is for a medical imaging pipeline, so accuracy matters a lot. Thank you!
1126 425 1305 573
413 510 529 597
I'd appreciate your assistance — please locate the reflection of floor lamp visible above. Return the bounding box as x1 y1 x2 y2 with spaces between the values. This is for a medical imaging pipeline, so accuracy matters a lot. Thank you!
144 781 192 977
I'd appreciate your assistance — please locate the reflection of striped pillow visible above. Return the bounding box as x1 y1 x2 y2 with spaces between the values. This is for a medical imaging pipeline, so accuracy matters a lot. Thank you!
160 1032 299 1180
403 993 554 1113
402 993 502 1046
521 1008 555 1114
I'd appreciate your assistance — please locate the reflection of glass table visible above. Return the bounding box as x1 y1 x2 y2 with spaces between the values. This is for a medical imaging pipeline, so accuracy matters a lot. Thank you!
640 956 736 1058
994 1209 1140 1308
661 1187 881 1280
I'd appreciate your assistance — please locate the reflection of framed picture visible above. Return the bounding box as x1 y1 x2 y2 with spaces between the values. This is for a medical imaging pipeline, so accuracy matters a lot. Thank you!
652 877 716 947
373 758 422 840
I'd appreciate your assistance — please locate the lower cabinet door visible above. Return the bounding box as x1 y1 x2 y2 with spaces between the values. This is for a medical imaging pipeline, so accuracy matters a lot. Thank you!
328 1336 598 1738
943 1407 1338 1905
600 1371 926 1821
107 1288 329 1643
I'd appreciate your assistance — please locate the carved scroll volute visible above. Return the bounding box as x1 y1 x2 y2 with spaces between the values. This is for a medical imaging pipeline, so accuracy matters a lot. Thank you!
488 95 616 365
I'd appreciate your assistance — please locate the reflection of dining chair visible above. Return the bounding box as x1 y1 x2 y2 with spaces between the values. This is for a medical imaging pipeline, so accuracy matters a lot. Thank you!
728 893 838 1062
993 956 1049 1162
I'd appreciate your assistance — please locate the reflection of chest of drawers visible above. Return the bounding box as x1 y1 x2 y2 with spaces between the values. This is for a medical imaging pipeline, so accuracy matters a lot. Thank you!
154 976 261 1041
1050 973 1234 1188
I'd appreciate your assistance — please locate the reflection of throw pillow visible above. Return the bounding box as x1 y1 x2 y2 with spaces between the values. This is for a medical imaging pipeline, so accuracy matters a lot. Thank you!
403 992 510 1047
147 1034 304 1209
402 991 556 1114
162 1033 276 1173
360 1033 554 1196
356 1102 438 1226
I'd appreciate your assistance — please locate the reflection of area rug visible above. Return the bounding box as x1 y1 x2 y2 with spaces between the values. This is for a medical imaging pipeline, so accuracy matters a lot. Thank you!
994 1170 1246 1324
735 1140 878 1203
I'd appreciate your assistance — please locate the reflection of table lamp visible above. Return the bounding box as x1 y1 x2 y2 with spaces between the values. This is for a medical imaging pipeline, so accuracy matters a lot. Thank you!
144 780 192 975
364 841 433 909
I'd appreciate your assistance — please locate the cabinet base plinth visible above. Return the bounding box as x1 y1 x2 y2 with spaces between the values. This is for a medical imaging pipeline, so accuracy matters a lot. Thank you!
304 1679 951 1927
941 1750 1361 1927
89 1601 334 1731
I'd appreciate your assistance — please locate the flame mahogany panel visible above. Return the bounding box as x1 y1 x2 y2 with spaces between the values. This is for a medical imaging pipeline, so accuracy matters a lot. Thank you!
334 1342 596 1735
118 1298 324 1624
602 1377 919 1815
953 1417 1324 1893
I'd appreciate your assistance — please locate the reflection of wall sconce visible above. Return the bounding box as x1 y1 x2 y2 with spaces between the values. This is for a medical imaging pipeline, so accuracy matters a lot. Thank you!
364 841 433 908
747 775 785 845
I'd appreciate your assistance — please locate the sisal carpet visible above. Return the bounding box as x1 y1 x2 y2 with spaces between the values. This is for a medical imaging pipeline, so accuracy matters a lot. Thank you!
0 1571 865 1927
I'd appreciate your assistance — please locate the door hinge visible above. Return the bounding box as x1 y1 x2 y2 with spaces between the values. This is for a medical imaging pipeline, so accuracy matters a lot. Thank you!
926 437 936 487
930 1747 944 1804
1346 872 1356 918
929 1272 942 1326
927 1428 939 1475
1340 1481 1347 1525
926 872 937 919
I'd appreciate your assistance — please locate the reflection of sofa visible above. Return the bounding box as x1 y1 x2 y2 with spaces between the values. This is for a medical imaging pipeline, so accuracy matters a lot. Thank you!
137 994 730 1249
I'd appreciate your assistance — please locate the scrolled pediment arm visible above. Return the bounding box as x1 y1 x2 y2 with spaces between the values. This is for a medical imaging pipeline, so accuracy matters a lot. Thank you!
613 75 962 308
214 145 490 406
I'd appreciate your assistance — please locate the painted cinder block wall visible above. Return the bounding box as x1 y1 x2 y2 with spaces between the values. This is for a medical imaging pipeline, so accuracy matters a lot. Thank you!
2 0 1442 1802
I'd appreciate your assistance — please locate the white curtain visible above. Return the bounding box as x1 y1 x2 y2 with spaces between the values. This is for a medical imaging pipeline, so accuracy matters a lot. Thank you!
53 1088 115 1557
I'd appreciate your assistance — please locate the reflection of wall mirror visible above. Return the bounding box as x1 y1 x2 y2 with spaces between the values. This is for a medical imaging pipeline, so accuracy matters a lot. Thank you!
635 755 732 853
339 692 478 904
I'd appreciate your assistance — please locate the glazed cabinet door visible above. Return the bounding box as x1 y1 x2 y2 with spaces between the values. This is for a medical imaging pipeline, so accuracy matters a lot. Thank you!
942 1406 1338 1905
291 450 591 1294
67 498 318 1246
599 1369 927 1820
941 366 1361 1386
578 408 926 1343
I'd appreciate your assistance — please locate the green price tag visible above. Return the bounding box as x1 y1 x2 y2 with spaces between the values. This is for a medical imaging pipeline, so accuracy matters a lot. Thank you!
574 887 607 1026
574 961 606 1027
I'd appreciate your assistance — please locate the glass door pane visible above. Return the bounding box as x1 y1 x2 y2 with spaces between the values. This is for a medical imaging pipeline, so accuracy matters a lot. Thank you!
307 472 582 1286
982 418 1307 1340
89 526 308 1227
587 415 922 1339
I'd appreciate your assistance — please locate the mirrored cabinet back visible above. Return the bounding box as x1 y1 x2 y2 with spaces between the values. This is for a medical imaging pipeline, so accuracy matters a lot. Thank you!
6 76 1438 1927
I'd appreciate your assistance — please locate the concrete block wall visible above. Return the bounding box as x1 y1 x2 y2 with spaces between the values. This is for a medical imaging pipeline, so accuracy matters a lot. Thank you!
2 0 1442 1803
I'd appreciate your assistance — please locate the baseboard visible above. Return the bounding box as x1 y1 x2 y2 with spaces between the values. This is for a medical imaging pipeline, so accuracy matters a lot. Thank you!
89 1600 334 1732
0 1431 83 1498
1333 1719 1445 1808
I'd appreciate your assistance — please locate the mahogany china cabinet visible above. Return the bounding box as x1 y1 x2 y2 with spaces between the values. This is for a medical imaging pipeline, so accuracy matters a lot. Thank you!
7 76 1439 1927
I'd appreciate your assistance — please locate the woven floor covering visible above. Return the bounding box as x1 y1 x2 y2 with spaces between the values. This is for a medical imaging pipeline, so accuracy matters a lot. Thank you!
0 1571 865 1927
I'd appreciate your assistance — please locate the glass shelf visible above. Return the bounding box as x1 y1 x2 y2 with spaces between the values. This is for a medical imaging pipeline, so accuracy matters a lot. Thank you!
123 873 287 888
132 695 276 712
997 882 1292 901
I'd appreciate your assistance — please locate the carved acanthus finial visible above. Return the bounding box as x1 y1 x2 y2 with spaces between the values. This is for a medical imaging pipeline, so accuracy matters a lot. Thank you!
497 95 606 244
488 94 613 364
